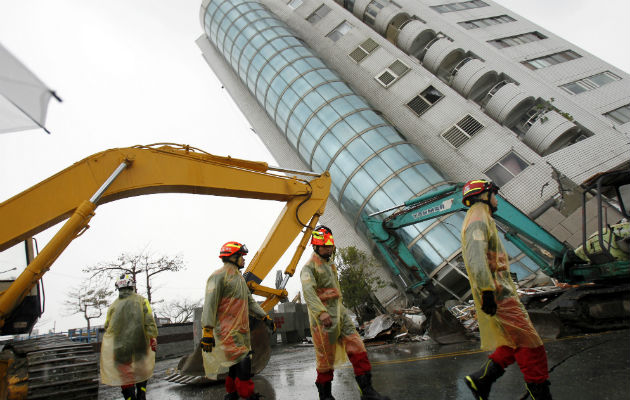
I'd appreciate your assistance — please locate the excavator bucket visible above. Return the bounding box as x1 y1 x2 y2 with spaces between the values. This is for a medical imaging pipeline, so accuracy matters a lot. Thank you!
165 313 272 384
526 309 563 340
426 305 469 345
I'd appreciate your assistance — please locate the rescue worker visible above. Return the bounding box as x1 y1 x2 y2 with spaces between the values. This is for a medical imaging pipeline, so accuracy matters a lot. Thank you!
200 241 274 400
300 226 390 400
460 180 552 400
100 274 158 400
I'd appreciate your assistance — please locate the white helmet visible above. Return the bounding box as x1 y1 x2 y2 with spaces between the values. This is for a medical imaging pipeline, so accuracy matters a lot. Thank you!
115 273 135 290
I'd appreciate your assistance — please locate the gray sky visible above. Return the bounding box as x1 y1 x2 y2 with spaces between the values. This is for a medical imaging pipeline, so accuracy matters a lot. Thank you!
0 0 628 334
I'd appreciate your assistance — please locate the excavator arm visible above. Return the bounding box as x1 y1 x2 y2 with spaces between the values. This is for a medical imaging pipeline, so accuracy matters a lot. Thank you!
0 143 331 332
363 184 573 290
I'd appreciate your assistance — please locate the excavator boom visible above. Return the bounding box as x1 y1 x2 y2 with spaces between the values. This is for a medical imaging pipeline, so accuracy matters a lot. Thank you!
0 143 331 396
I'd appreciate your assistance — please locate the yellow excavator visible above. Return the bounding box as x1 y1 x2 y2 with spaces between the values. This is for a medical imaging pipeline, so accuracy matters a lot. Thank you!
0 143 331 399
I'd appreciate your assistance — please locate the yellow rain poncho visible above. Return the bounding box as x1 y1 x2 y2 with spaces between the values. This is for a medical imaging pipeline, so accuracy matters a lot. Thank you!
201 262 266 379
300 252 366 372
100 289 158 386
461 202 543 351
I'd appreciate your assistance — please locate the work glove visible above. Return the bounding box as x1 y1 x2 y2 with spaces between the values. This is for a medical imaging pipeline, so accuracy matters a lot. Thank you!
150 337 157 352
200 327 215 352
481 291 497 316
262 314 276 332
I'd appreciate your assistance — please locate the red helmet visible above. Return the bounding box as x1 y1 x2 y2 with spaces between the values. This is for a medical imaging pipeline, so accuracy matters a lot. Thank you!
311 225 334 246
219 241 248 259
462 180 499 207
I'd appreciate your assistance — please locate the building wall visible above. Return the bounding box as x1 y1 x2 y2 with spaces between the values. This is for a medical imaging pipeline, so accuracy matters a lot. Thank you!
197 0 629 305
196 33 406 307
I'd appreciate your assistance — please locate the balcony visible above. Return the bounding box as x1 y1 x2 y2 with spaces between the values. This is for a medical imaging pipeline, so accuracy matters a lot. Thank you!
483 82 535 127
395 20 435 59
422 38 465 77
375 7 408 37
522 110 580 155
449 58 498 100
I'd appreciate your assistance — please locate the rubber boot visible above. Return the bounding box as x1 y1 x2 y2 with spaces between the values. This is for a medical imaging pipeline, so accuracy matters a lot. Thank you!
223 392 238 400
135 381 147 400
464 359 505 400
526 380 552 400
315 381 336 400
355 373 390 400
121 386 136 400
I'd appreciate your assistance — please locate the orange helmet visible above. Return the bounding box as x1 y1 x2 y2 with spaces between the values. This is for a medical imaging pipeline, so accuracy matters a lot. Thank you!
462 179 499 206
311 225 334 246
219 241 248 259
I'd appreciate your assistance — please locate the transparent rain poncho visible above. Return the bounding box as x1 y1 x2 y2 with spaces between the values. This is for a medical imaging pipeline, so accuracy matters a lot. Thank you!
300 252 366 372
461 202 543 351
100 289 158 386
202 262 266 379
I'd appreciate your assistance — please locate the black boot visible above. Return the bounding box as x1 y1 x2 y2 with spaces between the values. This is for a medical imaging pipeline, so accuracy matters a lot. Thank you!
121 386 136 400
355 373 390 400
464 359 505 400
526 381 552 400
223 392 238 400
135 381 147 400
246 394 264 400
315 381 335 400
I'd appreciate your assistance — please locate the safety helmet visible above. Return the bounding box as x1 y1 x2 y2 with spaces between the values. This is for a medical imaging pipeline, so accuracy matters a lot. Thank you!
219 241 249 259
311 225 334 246
115 273 135 290
462 179 499 207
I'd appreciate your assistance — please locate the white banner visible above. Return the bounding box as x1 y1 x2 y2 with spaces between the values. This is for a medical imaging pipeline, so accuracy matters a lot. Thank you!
0 43 59 134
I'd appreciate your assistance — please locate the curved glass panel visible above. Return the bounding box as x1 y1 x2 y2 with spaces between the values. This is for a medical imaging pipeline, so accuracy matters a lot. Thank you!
202 0 543 301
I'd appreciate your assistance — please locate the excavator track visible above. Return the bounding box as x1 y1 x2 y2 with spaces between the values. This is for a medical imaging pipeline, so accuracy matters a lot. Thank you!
5 335 98 399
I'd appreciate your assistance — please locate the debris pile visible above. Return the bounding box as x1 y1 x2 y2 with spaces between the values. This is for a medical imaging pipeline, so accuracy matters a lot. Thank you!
360 308 430 344
448 301 478 334
355 281 571 346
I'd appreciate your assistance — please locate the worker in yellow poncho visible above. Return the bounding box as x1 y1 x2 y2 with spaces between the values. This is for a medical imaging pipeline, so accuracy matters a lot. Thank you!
460 180 552 400
100 274 158 400
200 241 273 400
300 226 389 400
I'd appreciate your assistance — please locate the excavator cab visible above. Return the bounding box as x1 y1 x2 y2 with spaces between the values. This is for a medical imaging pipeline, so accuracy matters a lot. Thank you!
0 281 40 336
573 168 630 268
0 239 41 336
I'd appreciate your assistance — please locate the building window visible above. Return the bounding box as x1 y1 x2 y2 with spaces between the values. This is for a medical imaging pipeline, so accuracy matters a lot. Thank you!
375 59 410 88
288 0 303 9
441 115 483 148
561 71 621 95
604 104 630 125
458 15 515 29
485 152 529 186
431 0 488 14
349 38 380 63
488 32 546 49
522 50 581 70
307 4 331 23
327 21 352 42
407 86 443 116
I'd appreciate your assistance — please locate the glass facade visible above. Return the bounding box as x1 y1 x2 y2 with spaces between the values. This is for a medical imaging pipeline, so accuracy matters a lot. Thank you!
202 0 539 299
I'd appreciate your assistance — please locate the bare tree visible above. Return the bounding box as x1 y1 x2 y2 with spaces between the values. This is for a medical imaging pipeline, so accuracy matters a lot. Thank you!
83 250 185 304
158 298 202 323
64 282 113 334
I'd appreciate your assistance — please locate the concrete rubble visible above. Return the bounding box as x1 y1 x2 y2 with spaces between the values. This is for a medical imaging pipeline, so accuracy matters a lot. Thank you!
357 282 569 344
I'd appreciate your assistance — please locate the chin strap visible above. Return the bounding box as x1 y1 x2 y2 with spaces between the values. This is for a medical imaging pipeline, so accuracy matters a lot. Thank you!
473 199 497 214
314 247 332 261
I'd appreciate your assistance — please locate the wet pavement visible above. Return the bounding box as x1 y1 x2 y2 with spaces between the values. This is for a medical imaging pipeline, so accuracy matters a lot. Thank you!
98 329 630 399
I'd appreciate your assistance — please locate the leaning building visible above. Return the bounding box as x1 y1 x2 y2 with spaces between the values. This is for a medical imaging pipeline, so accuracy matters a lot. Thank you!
196 0 630 308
